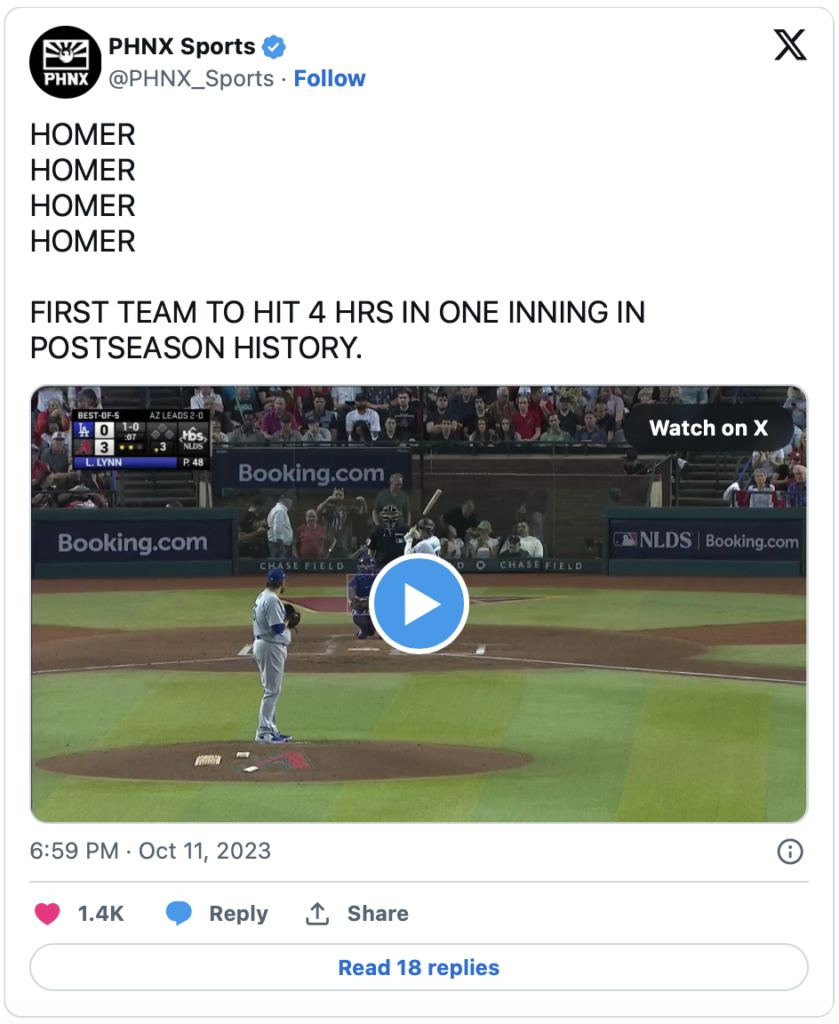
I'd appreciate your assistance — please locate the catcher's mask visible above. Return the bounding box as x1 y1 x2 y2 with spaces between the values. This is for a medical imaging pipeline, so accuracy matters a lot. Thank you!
380 504 400 526
357 555 378 574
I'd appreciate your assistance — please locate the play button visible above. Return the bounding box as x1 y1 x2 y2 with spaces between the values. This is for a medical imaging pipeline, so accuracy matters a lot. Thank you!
404 584 441 625
369 553 470 654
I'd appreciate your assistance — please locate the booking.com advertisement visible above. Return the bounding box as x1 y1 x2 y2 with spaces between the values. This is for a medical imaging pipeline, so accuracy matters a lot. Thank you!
3 5 834 1022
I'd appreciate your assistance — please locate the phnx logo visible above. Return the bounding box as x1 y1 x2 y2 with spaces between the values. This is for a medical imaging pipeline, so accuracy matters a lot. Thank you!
613 531 693 550
30 26 102 98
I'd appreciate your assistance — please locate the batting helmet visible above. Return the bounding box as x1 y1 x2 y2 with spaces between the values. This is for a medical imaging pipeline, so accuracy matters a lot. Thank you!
418 517 435 536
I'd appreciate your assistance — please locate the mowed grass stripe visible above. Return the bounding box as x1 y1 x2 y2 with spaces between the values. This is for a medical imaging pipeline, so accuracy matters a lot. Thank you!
694 645 806 669
764 686 807 822
472 670 648 822
615 685 774 822
33 588 805 634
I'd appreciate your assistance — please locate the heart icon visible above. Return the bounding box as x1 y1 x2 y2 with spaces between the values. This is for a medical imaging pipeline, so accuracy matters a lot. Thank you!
35 903 60 925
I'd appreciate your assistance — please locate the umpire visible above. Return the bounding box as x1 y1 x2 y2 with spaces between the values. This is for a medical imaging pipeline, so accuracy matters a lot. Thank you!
362 504 407 565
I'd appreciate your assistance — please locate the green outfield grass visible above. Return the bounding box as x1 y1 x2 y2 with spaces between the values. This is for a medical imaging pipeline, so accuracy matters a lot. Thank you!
33 586 806 633
694 644 806 669
31 584 807 824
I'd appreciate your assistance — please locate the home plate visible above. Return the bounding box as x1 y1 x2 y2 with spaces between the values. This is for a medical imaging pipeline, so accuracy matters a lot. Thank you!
237 644 253 657
475 646 486 655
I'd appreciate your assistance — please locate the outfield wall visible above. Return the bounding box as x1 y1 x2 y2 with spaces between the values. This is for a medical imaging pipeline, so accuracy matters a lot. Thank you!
603 507 806 577
32 508 239 578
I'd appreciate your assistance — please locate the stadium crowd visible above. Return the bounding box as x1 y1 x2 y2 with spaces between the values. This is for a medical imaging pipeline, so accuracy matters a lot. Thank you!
31 386 807 513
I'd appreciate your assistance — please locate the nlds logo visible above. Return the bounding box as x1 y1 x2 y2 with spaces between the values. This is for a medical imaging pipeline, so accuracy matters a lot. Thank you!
614 530 693 550
30 26 102 98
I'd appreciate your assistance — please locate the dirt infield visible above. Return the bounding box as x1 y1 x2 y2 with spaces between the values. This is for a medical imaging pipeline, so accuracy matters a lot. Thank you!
32 621 806 683
36 741 531 784
32 574 806 596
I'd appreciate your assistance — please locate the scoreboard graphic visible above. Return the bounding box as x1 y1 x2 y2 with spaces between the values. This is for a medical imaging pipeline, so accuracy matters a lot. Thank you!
72 411 211 471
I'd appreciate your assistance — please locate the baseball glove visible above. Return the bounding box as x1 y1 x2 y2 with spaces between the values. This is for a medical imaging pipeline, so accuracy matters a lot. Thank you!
351 596 369 612
284 602 302 630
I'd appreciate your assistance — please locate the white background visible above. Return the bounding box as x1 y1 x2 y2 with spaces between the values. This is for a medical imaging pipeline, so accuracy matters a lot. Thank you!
2 3 834 1021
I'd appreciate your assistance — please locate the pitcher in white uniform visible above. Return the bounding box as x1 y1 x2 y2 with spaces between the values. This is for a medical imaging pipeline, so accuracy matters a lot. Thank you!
252 567 293 743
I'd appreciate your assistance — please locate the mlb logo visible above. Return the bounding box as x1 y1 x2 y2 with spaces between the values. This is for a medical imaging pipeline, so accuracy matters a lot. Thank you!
43 39 89 71
73 421 93 438
614 531 638 548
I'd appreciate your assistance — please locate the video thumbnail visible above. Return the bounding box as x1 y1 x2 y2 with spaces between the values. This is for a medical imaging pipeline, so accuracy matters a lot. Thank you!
31 385 806 823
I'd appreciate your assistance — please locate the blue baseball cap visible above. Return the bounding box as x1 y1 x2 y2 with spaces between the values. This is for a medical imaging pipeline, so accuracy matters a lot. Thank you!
267 567 286 584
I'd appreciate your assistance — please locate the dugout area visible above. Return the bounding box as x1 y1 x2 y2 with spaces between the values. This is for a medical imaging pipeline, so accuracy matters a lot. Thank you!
31 572 805 824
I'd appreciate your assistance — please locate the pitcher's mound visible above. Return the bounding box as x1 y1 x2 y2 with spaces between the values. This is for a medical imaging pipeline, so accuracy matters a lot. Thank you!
36 741 531 784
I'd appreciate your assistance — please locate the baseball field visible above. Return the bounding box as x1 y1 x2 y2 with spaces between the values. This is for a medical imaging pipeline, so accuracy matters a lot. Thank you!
32 574 806 823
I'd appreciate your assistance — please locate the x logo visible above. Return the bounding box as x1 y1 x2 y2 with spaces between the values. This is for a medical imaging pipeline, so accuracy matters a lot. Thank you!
775 28 806 61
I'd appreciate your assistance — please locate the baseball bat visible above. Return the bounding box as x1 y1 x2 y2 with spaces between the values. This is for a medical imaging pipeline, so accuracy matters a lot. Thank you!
422 489 443 517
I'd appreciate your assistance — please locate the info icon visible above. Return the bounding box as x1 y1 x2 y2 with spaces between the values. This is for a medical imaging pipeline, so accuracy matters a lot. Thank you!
29 26 102 98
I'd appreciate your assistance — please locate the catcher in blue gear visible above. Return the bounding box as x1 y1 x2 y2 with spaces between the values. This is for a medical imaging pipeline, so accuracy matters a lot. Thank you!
348 554 379 639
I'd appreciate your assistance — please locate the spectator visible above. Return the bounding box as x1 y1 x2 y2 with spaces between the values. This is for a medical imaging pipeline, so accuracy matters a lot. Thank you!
267 497 294 558
487 386 513 425
784 387 807 429
751 449 785 478
786 465 807 507
467 520 499 558
238 500 268 557
345 392 381 439
32 471 56 508
302 418 332 443
211 423 228 446
747 469 775 508
230 386 260 419
438 418 462 444
449 387 477 432
555 393 580 435
575 412 608 445
500 535 523 556
190 387 224 413
680 386 710 404
496 416 521 442
35 398 71 442
293 386 330 416
529 386 554 425
623 450 647 475
506 521 541 557
304 394 338 440
373 473 411 525
31 443 49 481
469 417 495 445
440 499 479 544
261 395 297 438
425 392 451 437
389 390 420 440
539 412 571 445
257 386 291 409
376 415 403 445
316 488 368 556
294 508 329 558
35 387 66 413
473 394 490 427
331 386 360 421
634 387 656 405
226 412 263 446
68 386 102 409
599 387 626 427
274 415 304 445
593 400 617 442
348 420 373 445
41 432 71 476
363 387 393 413
664 386 687 405
512 394 542 441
